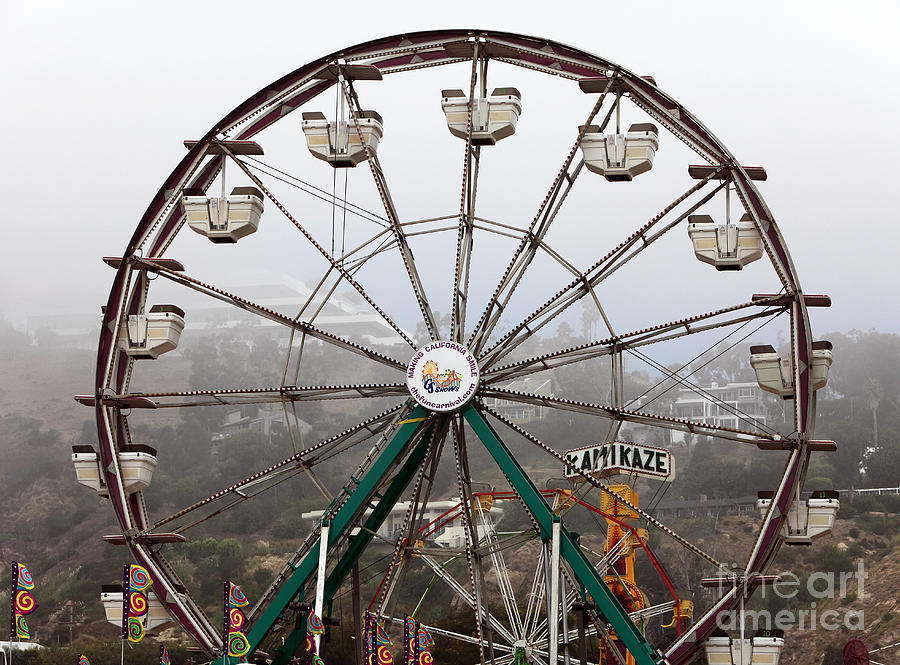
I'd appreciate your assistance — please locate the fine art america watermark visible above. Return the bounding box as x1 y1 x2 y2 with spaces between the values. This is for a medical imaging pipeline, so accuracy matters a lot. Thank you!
716 562 867 632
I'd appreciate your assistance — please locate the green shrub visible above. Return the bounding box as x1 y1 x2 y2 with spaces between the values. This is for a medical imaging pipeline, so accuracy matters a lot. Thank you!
852 495 884 513
815 545 854 573
807 476 833 491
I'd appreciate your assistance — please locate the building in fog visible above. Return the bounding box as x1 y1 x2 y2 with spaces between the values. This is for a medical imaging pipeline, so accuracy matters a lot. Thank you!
302 498 504 547
26 274 409 348
670 381 768 444
213 404 312 441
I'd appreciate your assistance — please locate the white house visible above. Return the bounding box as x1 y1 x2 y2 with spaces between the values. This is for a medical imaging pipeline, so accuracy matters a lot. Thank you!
671 381 769 443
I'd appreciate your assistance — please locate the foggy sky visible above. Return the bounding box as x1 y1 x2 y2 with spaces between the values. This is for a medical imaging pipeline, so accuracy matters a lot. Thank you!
2 1 898 337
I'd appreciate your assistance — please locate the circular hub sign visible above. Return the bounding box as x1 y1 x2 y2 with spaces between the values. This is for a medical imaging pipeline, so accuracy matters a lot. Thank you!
407 341 480 412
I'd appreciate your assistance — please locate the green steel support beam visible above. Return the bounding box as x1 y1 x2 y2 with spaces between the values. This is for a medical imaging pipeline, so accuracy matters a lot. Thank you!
268 425 435 664
322 424 436 604
461 404 665 665
221 405 431 665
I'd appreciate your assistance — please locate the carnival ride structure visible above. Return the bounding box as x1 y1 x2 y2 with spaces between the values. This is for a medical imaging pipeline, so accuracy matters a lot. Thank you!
74 30 837 665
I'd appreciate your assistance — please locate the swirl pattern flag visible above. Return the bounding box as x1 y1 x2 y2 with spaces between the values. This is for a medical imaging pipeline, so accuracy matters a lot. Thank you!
377 645 393 665
78 654 91 665
364 611 377 665
123 563 152 643
128 565 152 592
228 630 251 657
15 590 38 615
11 561 37 641
404 617 416 665
376 624 392 646
15 564 35 591
229 607 246 632
129 591 149 617
224 580 253 658
15 614 30 639
127 616 146 643
306 611 325 636
159 645 170 665
416 626 434 650
228 582 249 608
312 656 325 665
418 652 433 665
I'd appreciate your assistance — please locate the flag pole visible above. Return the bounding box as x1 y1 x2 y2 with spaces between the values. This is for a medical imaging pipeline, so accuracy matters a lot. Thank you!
223 581 229 665
9 561 16 665
121 565 128 665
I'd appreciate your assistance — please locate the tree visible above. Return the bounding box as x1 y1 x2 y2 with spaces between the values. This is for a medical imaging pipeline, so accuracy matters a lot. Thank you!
863 432 900 487
581 300 601 340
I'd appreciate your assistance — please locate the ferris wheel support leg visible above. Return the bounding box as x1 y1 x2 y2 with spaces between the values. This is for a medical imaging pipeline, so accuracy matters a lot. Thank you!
462 404 665 665
322 424 437 602
231 406 432 665
549 521 561 664
314 521 330 652
270 421 436 665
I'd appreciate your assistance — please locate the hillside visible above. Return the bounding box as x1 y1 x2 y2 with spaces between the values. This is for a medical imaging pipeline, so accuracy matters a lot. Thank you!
1 323 899 665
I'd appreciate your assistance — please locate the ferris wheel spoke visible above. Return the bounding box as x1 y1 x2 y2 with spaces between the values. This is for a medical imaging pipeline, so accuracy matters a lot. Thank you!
450 417 492 663
339 79 441 341
418 552 518 646
216 146 418 347
522 547 547 646
243 155 389 228
482 295 789 383
477 175 726 369
473 501 526 642
116 383 410 408
373 422 447 618
528 587 581 649
480 387 772 445
132 257 409 371
382 616 512 653
450 41 483 344
467 83 618 354
294 224 402 328
150 403 406 531
338 228 398 273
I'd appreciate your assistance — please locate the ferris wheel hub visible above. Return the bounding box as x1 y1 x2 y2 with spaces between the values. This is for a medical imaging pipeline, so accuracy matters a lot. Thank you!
406 341 480 413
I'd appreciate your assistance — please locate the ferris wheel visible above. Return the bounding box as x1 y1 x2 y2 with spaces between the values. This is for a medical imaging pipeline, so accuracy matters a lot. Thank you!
74 30 837 665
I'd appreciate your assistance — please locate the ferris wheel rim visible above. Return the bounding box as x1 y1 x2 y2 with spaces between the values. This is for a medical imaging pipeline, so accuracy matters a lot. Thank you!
90 29 821 665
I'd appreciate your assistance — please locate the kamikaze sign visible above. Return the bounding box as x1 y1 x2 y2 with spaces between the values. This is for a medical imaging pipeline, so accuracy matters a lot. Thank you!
564 441 674 482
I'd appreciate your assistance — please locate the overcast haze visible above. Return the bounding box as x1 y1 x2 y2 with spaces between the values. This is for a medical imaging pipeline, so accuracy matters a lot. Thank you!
2 1 898 339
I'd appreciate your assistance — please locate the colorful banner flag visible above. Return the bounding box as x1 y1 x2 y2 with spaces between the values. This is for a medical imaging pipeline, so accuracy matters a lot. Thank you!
10 562 37 641
404 616 416 665
78 654 91 665
416 623 434 665
364 613 373 665
402 616 433 665
159 644 170 665
303 608 326 665
15 614 30 639
363 612 391 665
122 564 151 643
223 581 251 658
417 624 434 651
307 611 324 636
